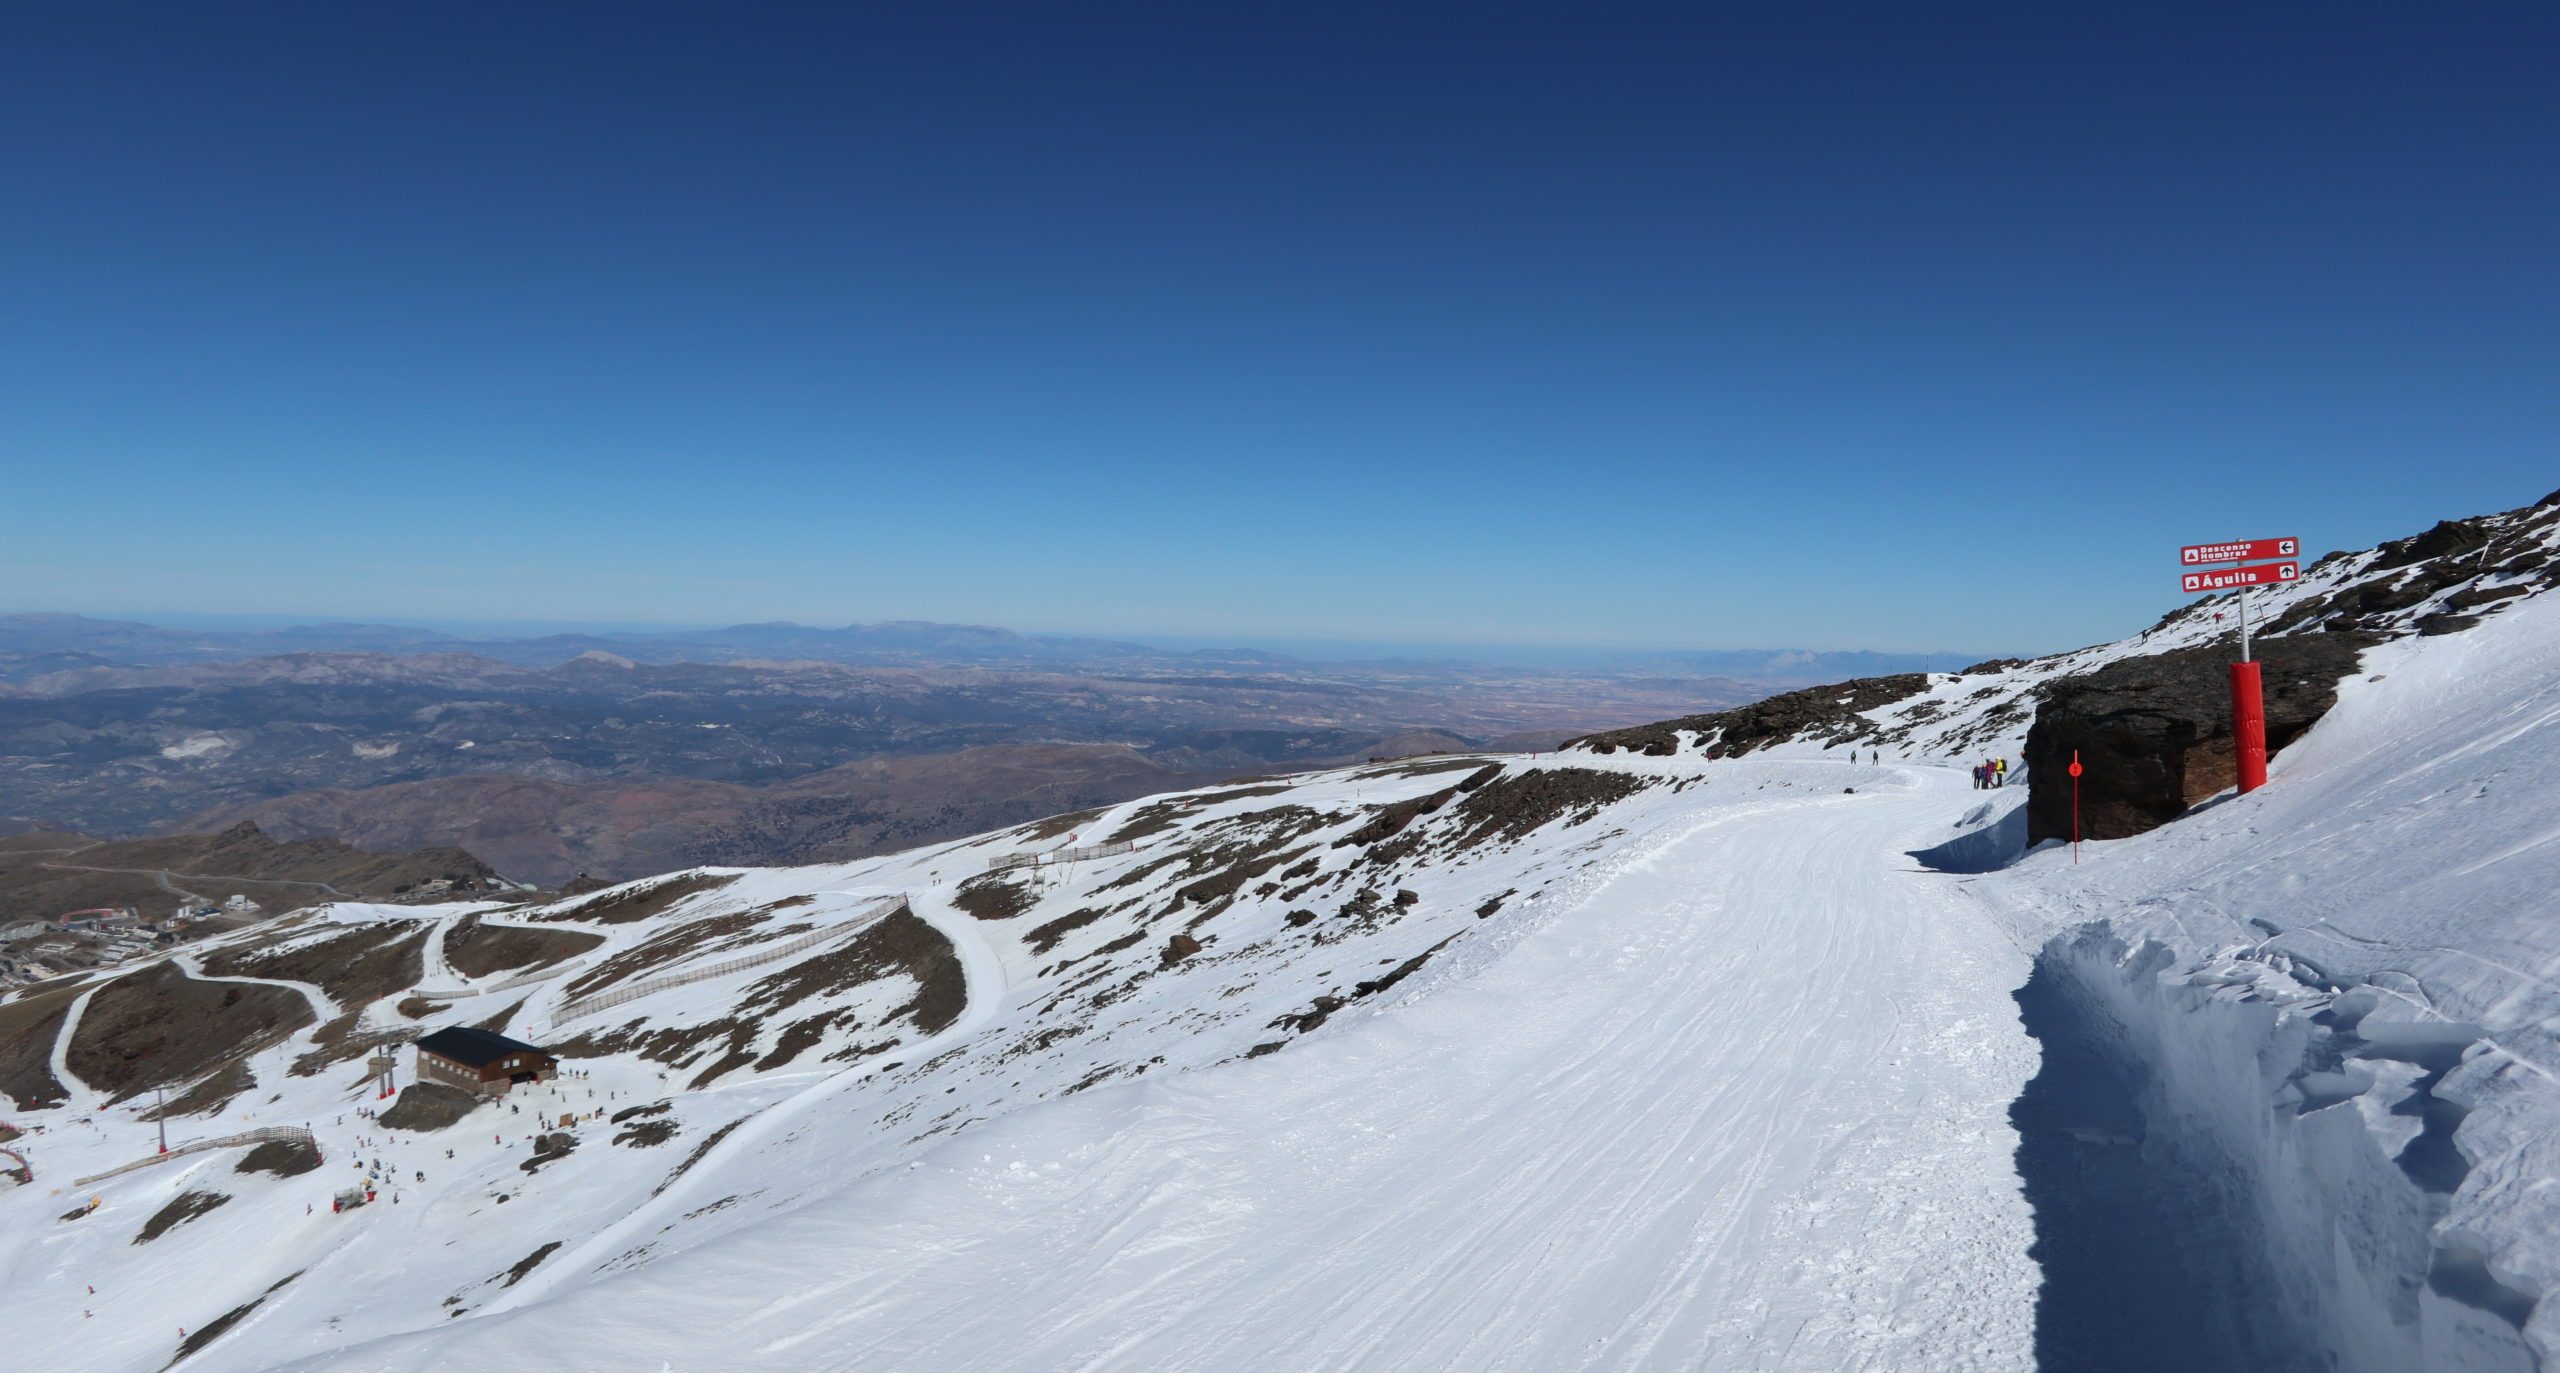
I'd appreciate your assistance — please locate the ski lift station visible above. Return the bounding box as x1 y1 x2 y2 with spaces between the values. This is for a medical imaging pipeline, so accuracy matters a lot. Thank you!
413 1027 559 1096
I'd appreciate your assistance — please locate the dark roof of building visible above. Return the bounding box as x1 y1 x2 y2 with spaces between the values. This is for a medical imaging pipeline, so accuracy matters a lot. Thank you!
414 1026 551 1068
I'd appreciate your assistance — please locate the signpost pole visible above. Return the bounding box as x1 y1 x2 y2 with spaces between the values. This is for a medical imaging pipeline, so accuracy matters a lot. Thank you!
2180 538 2291 799
2238 582 2252 664
2068 751 2082 865
2229 569 2266 796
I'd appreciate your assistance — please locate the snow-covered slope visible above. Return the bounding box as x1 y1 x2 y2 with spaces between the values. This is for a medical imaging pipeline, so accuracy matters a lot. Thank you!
11 750 2050 1372
9 494 2560 1373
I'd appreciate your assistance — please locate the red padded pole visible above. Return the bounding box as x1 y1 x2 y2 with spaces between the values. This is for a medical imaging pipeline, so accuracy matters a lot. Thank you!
2230 660 2267 794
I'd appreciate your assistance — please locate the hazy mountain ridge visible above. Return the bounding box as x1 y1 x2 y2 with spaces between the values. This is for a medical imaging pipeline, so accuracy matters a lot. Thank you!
0 627 1768 872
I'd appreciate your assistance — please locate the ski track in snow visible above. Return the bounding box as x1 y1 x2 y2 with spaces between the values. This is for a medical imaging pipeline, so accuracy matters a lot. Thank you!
49 982 106 1110
304 767 2040 1373
172 950 342 1024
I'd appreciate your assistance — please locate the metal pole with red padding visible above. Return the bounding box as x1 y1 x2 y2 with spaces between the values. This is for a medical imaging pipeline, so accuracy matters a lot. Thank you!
2230 660 2267 794
2180 536 2296 799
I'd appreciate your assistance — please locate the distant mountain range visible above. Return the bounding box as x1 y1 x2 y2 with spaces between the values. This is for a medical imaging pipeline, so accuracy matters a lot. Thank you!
0 613 1207 679
0 613 1997 684
0 613 1834 882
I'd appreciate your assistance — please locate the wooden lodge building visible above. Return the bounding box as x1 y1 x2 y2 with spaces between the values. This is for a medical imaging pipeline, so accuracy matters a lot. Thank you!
414 1026 558 1095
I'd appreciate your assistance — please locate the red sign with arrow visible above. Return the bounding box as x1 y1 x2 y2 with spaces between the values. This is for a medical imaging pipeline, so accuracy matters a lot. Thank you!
2181 537 2298 565
2182 562 2297 594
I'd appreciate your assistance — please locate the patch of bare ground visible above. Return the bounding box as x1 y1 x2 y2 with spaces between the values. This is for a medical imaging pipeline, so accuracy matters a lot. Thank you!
0 979 87 1108
135 1189 229 1244
236 1136 322 1177
1024 906 1106 955
951 872 1036 922
1444 768 1650 849
1571 675 1930 756
381 1080 488 1132
1193 782 1299 803
1158 806 1337 926
1104 796 1210 846
1356 755 1496 779
1018 806 1105 842
1310 887 1395 945
395 995 450 1020
1254 934 1460 1053
67 964 313 1101
537 871 739 925
1095 849 1184 894
1334 765 1500 855
291 1012 414 1079
1048 927 1147 977
169 1270 302 1366
501 1240 562 1287
444 915 605 979
145 1061 253 1119
569 907 965 1089
559 910 773 1001
201 921 429 1009
614 1118 678 1147
472 998 527 1034
520 1132 578 1173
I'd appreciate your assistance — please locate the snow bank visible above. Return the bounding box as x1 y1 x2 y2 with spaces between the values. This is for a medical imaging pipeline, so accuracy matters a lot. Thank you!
1992 588 2560 1367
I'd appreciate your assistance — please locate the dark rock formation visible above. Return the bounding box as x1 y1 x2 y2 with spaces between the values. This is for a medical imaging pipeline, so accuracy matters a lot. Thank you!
380 1080 488 1132
2023 632 2378 845
1161 934 1202 966
1572 675 1929 757
235 1136 322 1178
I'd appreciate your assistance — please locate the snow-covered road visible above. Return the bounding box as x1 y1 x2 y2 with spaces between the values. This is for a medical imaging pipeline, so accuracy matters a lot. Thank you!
324 766 2041 1372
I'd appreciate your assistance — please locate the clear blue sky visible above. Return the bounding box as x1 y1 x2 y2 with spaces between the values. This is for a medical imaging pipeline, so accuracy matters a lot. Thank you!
4 3 2552 654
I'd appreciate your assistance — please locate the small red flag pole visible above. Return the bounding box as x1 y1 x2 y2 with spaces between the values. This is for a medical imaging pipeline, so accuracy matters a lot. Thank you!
2068 751 2084 865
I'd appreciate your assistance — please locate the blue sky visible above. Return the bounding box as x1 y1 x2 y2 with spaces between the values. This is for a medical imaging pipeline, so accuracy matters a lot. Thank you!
4 3 2553 655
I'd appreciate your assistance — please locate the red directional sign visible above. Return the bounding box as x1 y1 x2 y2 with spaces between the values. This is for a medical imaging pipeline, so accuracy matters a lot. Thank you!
2182 561 2297 594
2181 537 2299 566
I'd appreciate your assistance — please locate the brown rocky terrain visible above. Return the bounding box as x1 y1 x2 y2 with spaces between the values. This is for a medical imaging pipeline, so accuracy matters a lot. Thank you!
64 962 314 1102
0 822 502 924
198 745 1195 885
1570 675 1932 757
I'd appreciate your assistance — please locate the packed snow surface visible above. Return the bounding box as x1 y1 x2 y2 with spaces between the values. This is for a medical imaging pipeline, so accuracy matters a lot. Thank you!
303 766 2042 1372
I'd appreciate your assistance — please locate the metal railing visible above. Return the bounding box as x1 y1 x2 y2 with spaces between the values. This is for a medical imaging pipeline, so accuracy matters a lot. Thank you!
550 894 908 1027
74 1125 318 1186
986 840 1134 873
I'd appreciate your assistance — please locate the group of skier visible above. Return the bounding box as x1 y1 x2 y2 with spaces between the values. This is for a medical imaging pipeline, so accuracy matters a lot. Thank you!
1972 758 2010 789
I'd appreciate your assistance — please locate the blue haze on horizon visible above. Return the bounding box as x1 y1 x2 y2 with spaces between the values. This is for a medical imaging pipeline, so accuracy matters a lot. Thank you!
3 3 2553 655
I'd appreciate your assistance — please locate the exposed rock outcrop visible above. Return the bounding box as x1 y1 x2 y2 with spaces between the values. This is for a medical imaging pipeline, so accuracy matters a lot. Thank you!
2022 632 2378 844
1572 675 1929 757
